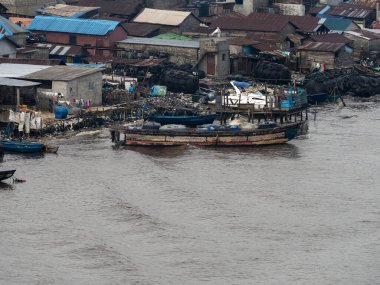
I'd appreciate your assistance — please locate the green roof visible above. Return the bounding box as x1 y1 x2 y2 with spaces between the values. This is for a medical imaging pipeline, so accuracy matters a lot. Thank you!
153 33 192 41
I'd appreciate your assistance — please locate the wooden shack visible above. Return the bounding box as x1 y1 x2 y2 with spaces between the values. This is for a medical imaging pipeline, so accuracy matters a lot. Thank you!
297 41 347 71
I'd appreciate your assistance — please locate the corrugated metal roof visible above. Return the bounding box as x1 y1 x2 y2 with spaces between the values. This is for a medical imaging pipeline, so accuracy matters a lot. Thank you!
0 77 41 87
323 18 358 31
35 43 84 57
28 15 120 36
0 15 28 36
22 65 102 81
0 63 50 78
211 13 291 32
326 3 374 19
69 0 142 18
38 4 99 18
118 37 200 48
310 33 353 44
122 22 160 37
133 8 193 26
298 41 346 52
229 37 259 46
345 29 380 40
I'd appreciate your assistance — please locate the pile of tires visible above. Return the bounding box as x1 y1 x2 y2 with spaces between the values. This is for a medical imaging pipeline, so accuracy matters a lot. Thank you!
304 68 380 97
253 61 291 83
160 69 199 94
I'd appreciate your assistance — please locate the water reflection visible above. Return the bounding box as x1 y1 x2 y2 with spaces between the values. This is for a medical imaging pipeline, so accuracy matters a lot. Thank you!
210 142 300 159
122 145 188 158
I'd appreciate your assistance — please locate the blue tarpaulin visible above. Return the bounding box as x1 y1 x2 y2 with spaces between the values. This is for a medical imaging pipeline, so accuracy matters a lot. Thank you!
232 81 252 88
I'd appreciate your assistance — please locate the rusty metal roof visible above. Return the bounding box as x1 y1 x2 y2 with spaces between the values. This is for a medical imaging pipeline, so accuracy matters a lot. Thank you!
251 42 279 52
286 15 325 33
298 41 346 52
345 29 380 40
310 33 353 44
37 4 99 17
210 13 291 32
229 37 259 46
68 0 142 18
122 22 160 37
246 32 287 43
325 3 374 19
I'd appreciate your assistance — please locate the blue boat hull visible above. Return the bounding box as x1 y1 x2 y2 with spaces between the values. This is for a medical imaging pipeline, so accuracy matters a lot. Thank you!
307 93 328 104
148 114 217 126
2 140 45 153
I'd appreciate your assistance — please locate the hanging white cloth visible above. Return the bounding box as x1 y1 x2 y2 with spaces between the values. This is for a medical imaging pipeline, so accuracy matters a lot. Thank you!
24 112 30 134
18 112 25 132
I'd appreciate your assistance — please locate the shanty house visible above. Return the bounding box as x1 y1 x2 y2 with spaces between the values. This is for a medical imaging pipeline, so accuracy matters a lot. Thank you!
324 3 376 28
28 16 127 57
297 41 347 71
344 29 380 59
0 77 40 107
132 8 201 34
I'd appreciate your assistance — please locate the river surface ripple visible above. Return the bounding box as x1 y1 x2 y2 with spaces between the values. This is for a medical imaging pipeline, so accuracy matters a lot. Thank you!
0 97 380 285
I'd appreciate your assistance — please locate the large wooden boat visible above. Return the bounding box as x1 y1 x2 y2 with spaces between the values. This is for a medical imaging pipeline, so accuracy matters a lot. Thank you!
118 122 303 146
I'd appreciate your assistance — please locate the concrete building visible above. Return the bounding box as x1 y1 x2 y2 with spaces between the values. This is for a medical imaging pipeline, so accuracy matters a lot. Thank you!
0 64 103 105
116 37 230 78
132 8 201 34
233 0 269 15
28 16 128 57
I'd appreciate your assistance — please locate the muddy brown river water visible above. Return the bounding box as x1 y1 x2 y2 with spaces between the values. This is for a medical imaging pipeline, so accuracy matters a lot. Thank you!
0 97 379 284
